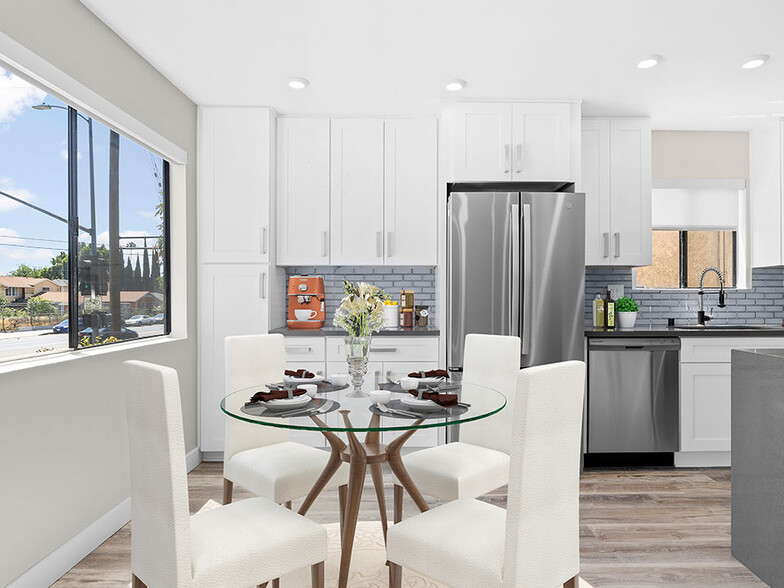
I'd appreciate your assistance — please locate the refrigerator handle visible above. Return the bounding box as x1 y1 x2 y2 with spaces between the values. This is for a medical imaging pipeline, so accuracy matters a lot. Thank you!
510 203 520 337
521 203 532 356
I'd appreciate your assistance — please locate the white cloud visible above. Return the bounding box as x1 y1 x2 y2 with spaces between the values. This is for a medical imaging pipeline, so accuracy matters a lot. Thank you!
0 70 46 125
0 227 54 261
79 230 152 249
59 149 83 161
137 210 156 218
0 178 37 213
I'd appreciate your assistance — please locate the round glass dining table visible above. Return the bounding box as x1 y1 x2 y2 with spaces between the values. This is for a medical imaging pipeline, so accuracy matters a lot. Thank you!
221 381 506 588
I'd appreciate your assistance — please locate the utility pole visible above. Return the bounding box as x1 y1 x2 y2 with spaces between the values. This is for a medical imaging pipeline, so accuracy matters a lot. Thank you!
109 131 122 335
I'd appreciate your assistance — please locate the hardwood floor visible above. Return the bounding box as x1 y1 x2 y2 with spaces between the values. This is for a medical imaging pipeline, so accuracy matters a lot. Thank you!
54 463 764 587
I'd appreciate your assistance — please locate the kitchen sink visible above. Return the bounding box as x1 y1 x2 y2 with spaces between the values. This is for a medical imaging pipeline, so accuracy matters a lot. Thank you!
677 324 781 330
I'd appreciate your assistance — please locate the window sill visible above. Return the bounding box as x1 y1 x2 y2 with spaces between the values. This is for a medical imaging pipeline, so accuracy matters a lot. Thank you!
0 333 185 376
631 287 752 293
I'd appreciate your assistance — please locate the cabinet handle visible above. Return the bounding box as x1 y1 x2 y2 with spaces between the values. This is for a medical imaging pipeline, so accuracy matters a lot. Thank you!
321 231 328 257
614 232 621 258
370 347 398 353
261 226 268 255
386 231 393 258
504 144 511 173
603 232 610 258
515 144 523 173
259 272 267 300
286 346 313 353
376 231 383 257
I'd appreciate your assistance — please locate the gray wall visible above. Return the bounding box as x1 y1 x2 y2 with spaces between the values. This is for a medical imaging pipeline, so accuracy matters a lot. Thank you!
0 1 197 584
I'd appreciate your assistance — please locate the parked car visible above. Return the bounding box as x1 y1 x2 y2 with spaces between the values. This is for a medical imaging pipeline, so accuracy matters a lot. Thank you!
78 326 139 341
151 313 165 324
125 314 153 326
52 318 85 334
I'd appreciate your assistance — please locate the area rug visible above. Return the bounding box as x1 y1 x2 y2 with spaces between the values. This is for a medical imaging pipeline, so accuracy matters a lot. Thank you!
199 500 594 587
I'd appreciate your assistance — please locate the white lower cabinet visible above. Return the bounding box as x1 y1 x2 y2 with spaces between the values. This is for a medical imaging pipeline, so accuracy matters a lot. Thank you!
680 363 732 452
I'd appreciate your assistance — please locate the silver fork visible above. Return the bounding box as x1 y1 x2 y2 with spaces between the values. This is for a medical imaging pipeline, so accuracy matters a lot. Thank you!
375 403 421 418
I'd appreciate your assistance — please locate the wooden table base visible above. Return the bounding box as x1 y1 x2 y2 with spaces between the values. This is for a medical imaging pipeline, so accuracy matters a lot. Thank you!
297 411 429 588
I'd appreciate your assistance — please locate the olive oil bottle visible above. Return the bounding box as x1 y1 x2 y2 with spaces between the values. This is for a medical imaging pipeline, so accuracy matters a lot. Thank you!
605 290 616 329
593 294 605 327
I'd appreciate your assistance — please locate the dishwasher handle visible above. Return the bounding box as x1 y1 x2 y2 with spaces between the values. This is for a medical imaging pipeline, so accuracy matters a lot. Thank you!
589 338 680 351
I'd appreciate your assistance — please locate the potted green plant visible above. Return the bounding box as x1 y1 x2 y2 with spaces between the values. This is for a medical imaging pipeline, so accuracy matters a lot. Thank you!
616 296 639 328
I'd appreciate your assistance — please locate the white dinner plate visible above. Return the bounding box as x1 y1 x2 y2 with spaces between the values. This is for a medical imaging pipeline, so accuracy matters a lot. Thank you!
400 395 443 412
263 395 312 411
283 374 325 385
409 376 446 385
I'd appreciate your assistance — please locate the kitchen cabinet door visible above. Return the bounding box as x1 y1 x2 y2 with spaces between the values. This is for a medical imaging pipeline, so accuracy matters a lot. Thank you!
199 108 273 264
680 363 732 452
330 119 385 264
199 263 270 452
581 119 612 265
277 117 331 265
750 119 784 267
511 102 573 181
451 103 512 181
384 119 438 265
609 118 652 266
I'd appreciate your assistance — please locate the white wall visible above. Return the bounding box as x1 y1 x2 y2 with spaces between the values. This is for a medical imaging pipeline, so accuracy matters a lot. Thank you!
0 1 197 585
652 130 749 181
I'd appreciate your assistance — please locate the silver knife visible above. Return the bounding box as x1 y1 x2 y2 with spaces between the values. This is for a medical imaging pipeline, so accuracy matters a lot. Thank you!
376 403 421 418
278 399 334 419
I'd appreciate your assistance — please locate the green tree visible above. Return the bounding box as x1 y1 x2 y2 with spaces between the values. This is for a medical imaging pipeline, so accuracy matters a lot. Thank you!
10 264 44 278
133 257 142 290
40 251 68 280
26 296 57 327
0 290 7 332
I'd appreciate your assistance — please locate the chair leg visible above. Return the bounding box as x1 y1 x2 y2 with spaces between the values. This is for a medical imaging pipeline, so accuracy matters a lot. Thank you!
388 561 402 588
223 478 233 505
311 561 325 588
393 484 403 524
338 483 348 548
257 583 268 588
285 501 292 510
272 579 280 588
131 574 147 588
564 575 580 588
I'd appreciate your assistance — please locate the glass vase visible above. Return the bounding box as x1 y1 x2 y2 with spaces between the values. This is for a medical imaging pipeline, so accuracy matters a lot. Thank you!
344 335 371 397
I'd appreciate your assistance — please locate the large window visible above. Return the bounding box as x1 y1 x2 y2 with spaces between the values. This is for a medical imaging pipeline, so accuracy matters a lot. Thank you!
0 69 170 361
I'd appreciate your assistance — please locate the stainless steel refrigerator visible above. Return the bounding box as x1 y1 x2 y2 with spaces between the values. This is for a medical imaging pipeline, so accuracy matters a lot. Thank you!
447 182 585 371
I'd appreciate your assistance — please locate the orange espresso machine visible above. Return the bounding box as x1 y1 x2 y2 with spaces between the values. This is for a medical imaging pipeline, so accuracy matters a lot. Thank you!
286 275 326 329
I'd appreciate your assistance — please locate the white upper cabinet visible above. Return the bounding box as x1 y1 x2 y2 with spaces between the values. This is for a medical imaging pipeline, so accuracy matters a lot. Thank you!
451 103 512 181
511 102 573 181
384 119 438 266
198 107 273 264
581 118 652 267
330 119 385 264
447 101 580 182
750 118 784 267
277 118 331 265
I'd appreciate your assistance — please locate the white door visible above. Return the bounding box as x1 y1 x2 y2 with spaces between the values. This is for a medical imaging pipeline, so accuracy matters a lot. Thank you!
609 119 652 266
277 118 331 265
680 363 732 452
511 103 572 181
330 119 385 264
384 119 438 266
581 119 612 265
198 108 273 264
199 263 270 452
451 103 512 181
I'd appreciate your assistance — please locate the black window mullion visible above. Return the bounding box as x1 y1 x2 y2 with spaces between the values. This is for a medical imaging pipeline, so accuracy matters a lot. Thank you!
679 231 688 289
67 107 79 349
162 161 172 335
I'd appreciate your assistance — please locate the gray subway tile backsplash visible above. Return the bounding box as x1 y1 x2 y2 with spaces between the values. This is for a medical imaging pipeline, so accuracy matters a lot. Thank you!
585 267 784 326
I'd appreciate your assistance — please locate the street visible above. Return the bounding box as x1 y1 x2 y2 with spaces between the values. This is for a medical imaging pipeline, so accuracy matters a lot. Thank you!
0 324 165 360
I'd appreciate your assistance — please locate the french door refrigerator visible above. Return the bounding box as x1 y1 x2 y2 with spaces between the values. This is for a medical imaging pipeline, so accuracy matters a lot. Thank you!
447 182 585 371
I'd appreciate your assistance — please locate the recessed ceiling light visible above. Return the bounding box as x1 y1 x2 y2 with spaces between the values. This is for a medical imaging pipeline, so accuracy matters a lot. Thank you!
741 54 769 69
287 77 309 90
445 79 467 92
635 55 663 69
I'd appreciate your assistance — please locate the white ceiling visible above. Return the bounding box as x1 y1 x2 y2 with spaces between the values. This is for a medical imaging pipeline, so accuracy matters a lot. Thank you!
79 0 784 130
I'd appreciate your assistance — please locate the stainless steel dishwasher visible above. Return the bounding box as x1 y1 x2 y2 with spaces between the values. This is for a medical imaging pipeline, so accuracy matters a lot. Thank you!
588 338 680 454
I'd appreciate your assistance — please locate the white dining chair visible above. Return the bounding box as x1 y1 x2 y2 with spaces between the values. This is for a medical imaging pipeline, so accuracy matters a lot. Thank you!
387 360 586 588
125 360 327 588
393 333 521 521
223 334 349 509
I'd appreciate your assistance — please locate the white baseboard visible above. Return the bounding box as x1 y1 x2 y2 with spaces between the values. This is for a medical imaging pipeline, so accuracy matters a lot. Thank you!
9 447 203 587
8 497 131 588
202 451 224 462
675 451 731 467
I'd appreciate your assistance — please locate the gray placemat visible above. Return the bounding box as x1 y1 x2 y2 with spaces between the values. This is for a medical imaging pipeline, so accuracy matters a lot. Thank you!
241 397 341 418
369 399 469 420
379 381 460 394
267 381 349 393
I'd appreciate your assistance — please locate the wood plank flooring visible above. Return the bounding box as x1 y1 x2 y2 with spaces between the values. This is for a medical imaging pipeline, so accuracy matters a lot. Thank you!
54 464 765 587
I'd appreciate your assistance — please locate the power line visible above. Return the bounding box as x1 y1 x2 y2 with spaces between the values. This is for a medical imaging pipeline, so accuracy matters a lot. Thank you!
0 236 68 243
0 242 64 251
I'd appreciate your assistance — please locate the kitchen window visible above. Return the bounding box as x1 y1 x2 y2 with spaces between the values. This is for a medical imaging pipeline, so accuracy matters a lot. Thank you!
634 181 748 290
0 69 170 361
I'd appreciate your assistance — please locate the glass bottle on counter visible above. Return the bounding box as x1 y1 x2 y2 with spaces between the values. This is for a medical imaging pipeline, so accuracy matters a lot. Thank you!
593 294 605 327
605 290 615 329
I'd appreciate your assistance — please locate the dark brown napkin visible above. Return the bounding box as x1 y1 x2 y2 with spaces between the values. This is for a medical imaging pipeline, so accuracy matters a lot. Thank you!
407 369 449 379
285 369 316 379
250 388 307 403
407 389 458 407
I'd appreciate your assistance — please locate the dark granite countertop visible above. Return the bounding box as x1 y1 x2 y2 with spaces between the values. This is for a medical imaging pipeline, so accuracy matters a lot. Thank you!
586 325 784 337
270 326 440 337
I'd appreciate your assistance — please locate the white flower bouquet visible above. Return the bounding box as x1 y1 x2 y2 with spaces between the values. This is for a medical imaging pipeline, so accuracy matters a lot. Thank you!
333 281 389 337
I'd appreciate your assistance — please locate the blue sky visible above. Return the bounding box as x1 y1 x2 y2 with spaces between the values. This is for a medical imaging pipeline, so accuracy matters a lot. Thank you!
0 69 163 275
